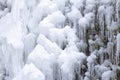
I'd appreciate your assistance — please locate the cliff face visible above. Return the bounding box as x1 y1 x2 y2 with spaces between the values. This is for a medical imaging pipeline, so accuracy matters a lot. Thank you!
0 0 120 80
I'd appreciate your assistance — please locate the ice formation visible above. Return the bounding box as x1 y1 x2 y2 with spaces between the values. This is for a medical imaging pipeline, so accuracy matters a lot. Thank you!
0 0 120 80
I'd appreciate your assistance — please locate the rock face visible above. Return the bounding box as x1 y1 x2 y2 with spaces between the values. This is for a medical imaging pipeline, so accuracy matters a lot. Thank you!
0 0 120 80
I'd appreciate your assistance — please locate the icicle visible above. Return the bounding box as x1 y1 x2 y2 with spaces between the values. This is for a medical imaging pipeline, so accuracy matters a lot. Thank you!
24 33 36 63
87 52 97 79
67 6 82 28
116 33 120 65
98 5 106 42
78 17 89 41
105 6 114 28
116 0 120 23
107 41 114 63
58 51 86 80
0 37 6 80
2 43 24 80
98 47 105 64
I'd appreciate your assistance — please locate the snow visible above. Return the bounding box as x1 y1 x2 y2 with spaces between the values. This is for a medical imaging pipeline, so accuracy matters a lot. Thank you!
87 54 97 64
102 70 115 80
0 0 6 5
28 44 55 80
84 0 97 13
13 63 45 80
94 64 110 78
84 12 94 23
41 11 66 26
67 6 82 22
100 0 112 5
98 5 106 14
38 0 58 15
0 2 27 79
52 0 67 11
86 0 96 5
39 21 55 36
109 21 119 31
27 0 58 33
58 51 86 80
70 0 84 9
25 0 37 10
79 17 89 28
37 34 62 55
0 13 25 49
48 28 67 48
